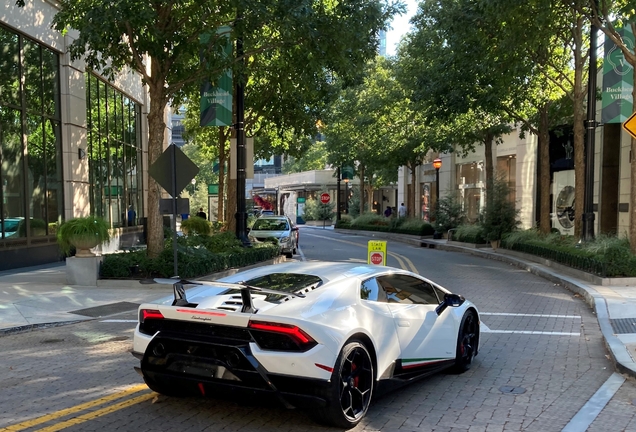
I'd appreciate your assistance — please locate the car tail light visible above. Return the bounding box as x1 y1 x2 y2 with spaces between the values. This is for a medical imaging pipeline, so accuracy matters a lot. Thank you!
248 320 317 352
140 309 164 322
139 309 164 335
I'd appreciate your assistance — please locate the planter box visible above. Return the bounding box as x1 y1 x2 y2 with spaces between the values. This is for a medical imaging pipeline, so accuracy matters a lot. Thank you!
66 256 103 286
304 220 333 227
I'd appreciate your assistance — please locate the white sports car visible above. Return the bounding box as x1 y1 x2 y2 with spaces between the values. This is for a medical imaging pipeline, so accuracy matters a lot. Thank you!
132 261 480 428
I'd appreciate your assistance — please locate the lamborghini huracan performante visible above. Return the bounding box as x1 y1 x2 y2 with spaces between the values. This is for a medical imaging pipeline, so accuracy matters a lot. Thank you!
132 262 480 428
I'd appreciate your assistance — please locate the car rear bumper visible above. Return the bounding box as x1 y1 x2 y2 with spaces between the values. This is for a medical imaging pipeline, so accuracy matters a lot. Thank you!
137 332 330 408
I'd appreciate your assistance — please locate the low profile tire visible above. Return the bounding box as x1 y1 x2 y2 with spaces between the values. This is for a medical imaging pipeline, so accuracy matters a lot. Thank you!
310 341 374 428
452 310 479 373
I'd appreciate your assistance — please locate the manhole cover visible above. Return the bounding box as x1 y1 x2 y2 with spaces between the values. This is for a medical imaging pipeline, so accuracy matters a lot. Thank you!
499 386 526 394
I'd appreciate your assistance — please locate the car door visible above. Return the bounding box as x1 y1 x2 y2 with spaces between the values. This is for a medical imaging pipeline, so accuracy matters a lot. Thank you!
377 274 457 369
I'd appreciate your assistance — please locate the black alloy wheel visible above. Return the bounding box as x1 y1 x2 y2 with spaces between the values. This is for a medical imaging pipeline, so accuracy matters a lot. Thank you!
453 310 479 373
311 341 374 428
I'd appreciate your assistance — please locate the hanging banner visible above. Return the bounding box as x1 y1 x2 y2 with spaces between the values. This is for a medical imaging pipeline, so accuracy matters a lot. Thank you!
602 26 634 123
200 27 233 127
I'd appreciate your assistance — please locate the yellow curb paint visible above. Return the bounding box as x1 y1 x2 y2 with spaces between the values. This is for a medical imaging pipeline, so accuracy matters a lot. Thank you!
0 384 148 432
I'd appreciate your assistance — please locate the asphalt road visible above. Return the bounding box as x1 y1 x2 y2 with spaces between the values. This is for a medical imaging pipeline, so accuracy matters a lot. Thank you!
1 228 635 432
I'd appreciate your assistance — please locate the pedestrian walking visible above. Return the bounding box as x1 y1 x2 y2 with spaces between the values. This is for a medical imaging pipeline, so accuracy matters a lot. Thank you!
196 207 207 219
398 203 407 218
384 206 392 217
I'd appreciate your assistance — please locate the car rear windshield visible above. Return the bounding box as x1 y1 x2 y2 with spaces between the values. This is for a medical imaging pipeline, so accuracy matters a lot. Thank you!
252 219 289 231
242 273 323 302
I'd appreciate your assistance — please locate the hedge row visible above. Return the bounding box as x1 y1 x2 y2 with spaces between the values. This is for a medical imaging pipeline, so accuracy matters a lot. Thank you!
101 243 280 279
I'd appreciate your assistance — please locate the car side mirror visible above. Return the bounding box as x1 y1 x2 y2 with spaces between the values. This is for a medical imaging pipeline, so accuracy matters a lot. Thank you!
435 293 465 316
292 227 298 231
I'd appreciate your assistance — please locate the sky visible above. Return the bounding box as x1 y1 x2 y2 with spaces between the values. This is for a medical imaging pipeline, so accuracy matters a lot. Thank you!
385 0 419 56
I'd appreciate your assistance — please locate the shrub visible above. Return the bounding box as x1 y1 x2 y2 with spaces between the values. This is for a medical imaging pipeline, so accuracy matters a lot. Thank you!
351 212 388 227
431 194 465 234
303 193 335 221
57 216 111 255
453 224 486 244
18 218 47 237
181 217 212 236
479 174 520 241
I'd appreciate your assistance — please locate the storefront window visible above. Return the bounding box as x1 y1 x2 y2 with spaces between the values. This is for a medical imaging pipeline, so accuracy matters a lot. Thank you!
0 25 63 241
496 155 516 203
456 162 484 222
86 73 142 227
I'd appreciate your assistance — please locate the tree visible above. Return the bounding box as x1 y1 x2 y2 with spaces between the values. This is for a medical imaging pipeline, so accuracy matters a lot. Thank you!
324 58 404 215
402 0 587 236
587 1 636 252
282 141 328 174
46 0 402 257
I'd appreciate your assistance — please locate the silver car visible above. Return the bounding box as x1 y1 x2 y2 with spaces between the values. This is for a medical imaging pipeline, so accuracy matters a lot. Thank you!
249 216 297 258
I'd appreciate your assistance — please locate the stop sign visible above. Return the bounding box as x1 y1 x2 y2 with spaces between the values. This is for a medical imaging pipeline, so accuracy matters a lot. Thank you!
320 193 330 204
370 252 384 265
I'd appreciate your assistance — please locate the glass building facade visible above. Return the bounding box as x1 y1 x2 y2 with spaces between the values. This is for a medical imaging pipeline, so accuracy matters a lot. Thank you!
0 24 63 242
86 73 143 228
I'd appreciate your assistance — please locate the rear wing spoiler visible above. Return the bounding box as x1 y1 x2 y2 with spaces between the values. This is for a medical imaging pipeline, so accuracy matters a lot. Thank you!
151 278 305 314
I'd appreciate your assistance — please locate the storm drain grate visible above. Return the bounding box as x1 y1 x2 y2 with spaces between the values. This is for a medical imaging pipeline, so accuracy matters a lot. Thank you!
69 301 139 318
609 318 636 334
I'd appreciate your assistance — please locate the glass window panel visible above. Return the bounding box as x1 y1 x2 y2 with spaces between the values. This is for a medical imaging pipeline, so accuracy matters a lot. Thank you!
26 114 46 237
377 275 440 305
41 49 59 118
23 40 43 114
109 86 117 141
110 139 123 227
1 108 26 238
98 80 106 136
117 92 124 142
0 27 20 107
45 120 62 231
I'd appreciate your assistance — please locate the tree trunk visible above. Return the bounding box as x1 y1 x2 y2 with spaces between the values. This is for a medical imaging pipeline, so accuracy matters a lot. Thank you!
225 157 237 233
572 16 586 239
538 105 551 234
366 184 374 213
484 132 494 204
217 128 227 222
145 81 168 258
359 164 365 216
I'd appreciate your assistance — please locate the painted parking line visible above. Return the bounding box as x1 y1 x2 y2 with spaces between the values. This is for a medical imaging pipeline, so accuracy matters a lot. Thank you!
480 312 581 319
100 319 138 323
480 322 580 336
562 372 625 432
0 384 149 432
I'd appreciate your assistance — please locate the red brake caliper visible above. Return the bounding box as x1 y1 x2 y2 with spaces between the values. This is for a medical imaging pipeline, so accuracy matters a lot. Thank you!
352 362 359 387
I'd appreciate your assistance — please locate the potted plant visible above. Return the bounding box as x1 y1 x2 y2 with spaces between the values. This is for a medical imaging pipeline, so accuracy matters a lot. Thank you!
479 175 520 250
57 216 111 257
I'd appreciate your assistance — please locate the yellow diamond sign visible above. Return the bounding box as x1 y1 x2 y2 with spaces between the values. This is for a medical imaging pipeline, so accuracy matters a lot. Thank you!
623 112 636 140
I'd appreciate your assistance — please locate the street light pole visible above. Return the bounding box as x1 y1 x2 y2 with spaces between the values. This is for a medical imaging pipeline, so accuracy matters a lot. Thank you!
344 178 349 214
336 167 341 221
582 14 598 241
433 158 442 212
